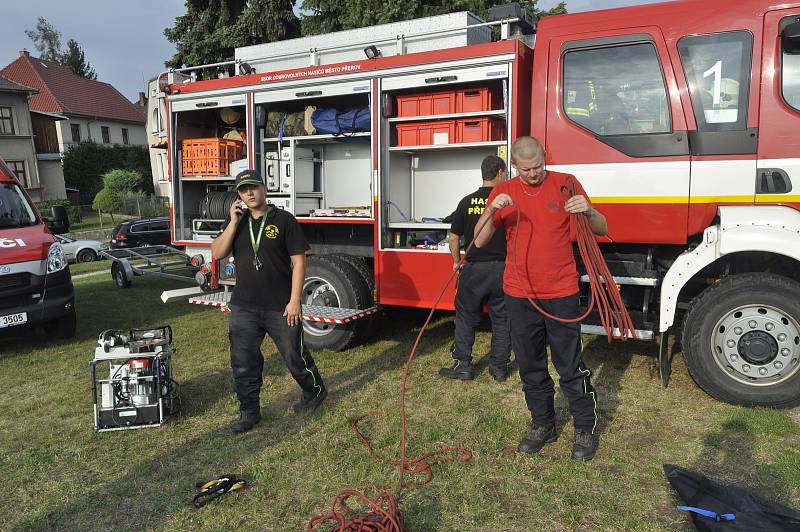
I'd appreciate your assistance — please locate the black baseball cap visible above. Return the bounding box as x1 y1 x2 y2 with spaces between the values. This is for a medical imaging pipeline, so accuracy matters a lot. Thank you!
234 169 265 190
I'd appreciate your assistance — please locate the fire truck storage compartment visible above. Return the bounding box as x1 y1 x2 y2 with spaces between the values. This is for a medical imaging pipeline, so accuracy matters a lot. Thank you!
170 96 248 242
382 71 508 251
253 83 373 220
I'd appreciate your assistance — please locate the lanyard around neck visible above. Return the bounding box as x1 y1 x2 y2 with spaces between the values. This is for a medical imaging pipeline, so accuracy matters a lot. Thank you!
248 212 268 257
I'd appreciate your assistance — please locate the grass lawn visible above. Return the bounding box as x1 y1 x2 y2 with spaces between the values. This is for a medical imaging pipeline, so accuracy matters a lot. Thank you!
70 212 135 233
1 274 798 530
68 259 112 276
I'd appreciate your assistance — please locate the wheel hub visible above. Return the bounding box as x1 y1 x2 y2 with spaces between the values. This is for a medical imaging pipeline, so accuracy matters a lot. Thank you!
712 304 800 386
302 277 341 336
737 331 778 365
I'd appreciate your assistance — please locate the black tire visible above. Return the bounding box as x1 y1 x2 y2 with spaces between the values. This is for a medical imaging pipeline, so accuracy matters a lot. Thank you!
111 262 132 289
302 255 371 352
330 254 375 294
43 308 77 340
681 273 800 408
77 249 97 263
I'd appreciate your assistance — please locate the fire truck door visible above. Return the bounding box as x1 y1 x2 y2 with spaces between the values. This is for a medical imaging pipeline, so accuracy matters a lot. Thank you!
546 29 691 244
756 10 800 206
676 30 759 233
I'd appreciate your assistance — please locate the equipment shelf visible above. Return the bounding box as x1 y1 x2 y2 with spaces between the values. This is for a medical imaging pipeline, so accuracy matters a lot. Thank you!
388 109 506 123
388 140 506 152
262 132 370 143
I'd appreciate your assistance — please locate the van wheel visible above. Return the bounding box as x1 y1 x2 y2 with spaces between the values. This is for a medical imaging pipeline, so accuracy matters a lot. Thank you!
44 308 77 340
77 249 97 263
681 273 800 408
302 255 370 352
111 262 131 289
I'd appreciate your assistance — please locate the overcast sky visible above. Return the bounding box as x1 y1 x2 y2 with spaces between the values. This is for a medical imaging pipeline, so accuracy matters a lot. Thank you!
0 0 666 102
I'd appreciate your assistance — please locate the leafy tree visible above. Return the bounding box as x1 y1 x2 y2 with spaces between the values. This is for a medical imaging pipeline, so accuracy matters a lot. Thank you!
24 17 63 62
92 188 121 221
62 39 97 80
64 143 153 204
102 169 143 195
164 0 299 70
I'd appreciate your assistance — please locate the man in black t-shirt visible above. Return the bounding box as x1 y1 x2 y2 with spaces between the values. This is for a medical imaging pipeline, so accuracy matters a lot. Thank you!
439 155 511 382
211 169 326 433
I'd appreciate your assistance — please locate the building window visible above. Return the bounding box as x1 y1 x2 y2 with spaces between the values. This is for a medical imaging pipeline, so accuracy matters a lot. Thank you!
70 123 81 143
101 126 110 143
122 128 129 145
0 107 14 135
7 161 29 187
563 42 671 136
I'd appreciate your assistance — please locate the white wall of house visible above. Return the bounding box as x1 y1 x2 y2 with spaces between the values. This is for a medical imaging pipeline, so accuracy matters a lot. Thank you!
37 158 66 200
0 91 40 190
56 117 146 153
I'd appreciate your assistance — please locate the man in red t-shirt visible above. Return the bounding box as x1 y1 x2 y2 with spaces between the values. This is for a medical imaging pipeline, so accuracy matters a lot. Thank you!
474 136 607 461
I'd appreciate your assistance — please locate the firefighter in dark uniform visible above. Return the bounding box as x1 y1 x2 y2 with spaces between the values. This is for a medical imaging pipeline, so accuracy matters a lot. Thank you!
211 169 327 433
439 155 512 381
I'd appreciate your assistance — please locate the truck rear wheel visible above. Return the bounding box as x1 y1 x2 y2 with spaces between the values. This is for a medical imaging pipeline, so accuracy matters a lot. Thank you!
681 273 800 408
302 255 370 352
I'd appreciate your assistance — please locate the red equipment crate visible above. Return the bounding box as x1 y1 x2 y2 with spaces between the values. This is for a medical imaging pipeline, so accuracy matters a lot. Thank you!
456 87 502 113
395 120 456 146
396 90 457 117
181 138 244 177
455 117 506 143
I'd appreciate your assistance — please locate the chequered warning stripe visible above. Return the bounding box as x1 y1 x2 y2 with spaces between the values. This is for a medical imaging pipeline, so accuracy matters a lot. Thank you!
188 294 378 324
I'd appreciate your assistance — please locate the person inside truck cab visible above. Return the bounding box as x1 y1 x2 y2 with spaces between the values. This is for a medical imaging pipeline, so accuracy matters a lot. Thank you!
473 136 607 462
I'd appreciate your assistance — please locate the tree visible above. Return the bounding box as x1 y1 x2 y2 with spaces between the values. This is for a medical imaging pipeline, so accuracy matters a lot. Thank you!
64 143 153 204
62 39 97 80
164 0 300 70
25 18 99 79
92 188 121 222
300 0 567 35
24 17 63 62
102 169 143 195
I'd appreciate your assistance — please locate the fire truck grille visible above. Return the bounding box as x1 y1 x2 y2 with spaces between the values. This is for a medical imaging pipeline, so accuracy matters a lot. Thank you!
0 273 30 291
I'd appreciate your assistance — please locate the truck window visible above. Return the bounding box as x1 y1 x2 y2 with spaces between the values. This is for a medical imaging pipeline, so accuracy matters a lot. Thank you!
0 181 37 229
782 18 800 111
563 43 671 136
678 31 753 131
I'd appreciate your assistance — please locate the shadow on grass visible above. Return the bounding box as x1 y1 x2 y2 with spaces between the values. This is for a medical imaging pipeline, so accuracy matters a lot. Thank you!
18 310 455 531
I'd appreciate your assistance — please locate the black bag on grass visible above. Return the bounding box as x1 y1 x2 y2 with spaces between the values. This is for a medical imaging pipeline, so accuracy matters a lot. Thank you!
664 464 800 531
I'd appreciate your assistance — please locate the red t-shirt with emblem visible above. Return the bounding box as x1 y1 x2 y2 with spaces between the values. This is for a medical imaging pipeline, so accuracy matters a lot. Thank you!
488 171 589 299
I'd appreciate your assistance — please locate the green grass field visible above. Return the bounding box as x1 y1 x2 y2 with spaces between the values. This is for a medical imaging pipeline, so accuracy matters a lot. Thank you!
1 274 798 531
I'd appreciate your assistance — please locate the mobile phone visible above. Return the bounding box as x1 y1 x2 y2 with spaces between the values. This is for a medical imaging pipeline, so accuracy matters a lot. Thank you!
239 200 248 211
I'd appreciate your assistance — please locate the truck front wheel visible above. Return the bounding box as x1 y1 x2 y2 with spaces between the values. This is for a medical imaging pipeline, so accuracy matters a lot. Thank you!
681 273 800 408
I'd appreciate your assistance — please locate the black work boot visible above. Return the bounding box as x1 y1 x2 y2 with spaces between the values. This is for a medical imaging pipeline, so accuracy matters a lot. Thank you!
293 387 328 413
488 364 509 382
517 424 557 454
572 430 598 461
438 360 474 380
232 411 261 433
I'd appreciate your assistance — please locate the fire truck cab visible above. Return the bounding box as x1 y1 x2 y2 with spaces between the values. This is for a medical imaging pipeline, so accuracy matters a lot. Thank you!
154 0 800 408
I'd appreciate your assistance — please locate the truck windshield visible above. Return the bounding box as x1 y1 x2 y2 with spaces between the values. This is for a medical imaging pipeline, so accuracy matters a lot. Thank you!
0 181 38 229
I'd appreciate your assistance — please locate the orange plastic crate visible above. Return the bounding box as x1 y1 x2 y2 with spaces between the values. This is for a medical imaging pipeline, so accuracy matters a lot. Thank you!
456 87 502 113
396 90 457 117
395 120 456 146
181 138 243 177
455 117 505 143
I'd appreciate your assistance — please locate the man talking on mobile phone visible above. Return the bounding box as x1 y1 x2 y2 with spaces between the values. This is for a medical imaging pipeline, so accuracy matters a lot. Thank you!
211 169 327 433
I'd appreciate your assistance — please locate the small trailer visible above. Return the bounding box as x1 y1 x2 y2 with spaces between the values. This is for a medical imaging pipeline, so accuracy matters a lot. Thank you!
100 246 203 289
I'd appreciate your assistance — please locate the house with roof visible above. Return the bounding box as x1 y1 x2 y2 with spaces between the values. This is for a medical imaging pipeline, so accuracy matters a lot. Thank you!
1 50 146 157
0 74 66 201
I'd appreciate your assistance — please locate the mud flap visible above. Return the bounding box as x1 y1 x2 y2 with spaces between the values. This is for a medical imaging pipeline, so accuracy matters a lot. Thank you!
659 329 671 388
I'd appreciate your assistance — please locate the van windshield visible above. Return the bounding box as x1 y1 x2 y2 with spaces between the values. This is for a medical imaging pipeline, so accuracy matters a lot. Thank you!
0 181 38 229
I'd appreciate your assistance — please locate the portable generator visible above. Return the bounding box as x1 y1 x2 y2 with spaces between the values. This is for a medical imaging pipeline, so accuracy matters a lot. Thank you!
90 325 179 432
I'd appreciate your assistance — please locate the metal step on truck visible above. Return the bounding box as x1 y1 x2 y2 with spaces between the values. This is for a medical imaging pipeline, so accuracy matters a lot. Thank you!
151 0 800 409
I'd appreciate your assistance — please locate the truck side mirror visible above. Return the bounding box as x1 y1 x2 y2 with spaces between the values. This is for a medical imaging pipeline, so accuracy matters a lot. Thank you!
47 205 70 234
782 21 800 54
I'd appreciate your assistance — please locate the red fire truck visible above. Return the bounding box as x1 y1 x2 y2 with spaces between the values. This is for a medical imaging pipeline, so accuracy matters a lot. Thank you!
151 0 800 408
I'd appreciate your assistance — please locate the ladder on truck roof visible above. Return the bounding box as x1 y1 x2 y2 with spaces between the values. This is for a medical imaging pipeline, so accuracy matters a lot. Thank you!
186 290 379 324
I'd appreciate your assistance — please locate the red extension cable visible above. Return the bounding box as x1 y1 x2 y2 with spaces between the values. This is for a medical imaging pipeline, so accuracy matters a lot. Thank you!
307 184 635 531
